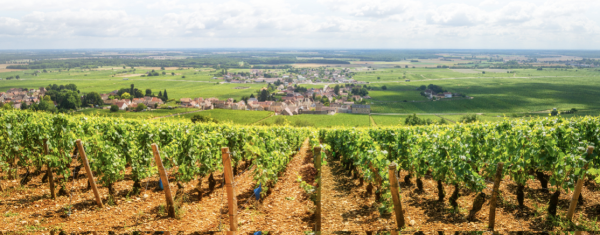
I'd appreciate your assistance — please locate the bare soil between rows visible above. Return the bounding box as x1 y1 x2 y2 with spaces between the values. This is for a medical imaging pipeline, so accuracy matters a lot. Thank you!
0 139 317 233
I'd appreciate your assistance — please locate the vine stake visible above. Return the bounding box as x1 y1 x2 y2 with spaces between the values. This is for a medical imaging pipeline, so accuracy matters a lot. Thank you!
43 139 56 200
488 162 504 230
566 146 594 221
221 147 238 232
388 163 406 229
314 146 322 233
76 139 103 208
151 143 175 218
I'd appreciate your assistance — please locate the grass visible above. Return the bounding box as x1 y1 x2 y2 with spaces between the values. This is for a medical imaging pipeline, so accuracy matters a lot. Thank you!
370 115 411 126
167 109 274 125
259 113 372 128
74 107 198 119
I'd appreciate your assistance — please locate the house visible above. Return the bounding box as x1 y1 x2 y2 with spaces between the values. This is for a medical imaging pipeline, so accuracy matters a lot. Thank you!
115 101 128 110
232 101 247 110
270 102 287 113
351 104 370 114
444 92 453 98
281 107 294 116
180 98 193 107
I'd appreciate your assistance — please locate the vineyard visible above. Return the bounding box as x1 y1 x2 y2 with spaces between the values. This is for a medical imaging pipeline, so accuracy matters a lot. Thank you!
1 110 600 232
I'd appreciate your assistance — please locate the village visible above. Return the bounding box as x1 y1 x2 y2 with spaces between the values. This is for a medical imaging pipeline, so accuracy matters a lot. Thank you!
102 84 372 116
213 67 368 85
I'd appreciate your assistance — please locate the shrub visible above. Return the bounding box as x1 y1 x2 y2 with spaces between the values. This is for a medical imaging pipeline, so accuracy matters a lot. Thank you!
460 114 479 123
135 103 147 112
110 105 119 112
190 114 218 124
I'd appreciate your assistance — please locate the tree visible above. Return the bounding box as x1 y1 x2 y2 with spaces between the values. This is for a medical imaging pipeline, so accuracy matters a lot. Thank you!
121 92 131 100
482 71 486 74
123 66 126 69
158 91 162 97
334 85 340 95
83 91 104 107
182 76 186 78
419 85 427 90
163 90 168 100
377 77 381 80
20 102 28 110
259 89 270 102
135 103 147 112
250 93 255 98
162 71 166 75
43 95 52 102
65 84 77 91
145 89 152 96
130 84 134 95
161 66 165 70
110 105 119 112
171 72 175 75
15 75 20 79
382 85 387 90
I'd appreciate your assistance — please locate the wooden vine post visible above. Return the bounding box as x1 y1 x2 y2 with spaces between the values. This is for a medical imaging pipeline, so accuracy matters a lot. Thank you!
151 143 175 218
566 146 594 221
314 146 322 232
43 139 56 200
488 162 504 230
388 163 406 229
76 140 103 208
221 147 238 232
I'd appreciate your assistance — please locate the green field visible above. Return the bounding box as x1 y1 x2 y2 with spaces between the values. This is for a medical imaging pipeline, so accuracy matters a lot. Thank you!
166 109 274 125
74 107 198 119
259 113 372 128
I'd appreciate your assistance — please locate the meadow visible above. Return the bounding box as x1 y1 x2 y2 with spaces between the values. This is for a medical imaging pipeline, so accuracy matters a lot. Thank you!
165 109 274 125
258 113 372 128
73 107 198 119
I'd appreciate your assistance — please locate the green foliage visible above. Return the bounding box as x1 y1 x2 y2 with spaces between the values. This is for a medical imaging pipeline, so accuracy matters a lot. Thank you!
110 105 119 112
190 114 218 124
404 113 435 126
459 114 479 123
121 92 131 100
0 110 317 197
135 103 147 112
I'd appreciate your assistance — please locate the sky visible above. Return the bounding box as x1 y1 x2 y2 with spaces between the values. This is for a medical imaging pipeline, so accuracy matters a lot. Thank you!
0 0 599 49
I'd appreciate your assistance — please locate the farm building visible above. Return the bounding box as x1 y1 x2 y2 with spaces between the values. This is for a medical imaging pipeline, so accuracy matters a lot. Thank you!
351 104 370 114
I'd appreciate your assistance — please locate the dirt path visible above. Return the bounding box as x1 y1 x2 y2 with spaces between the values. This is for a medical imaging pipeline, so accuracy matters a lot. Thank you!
237 139 316 233
320 159 395 231
369 115 377 127
435 114 456 123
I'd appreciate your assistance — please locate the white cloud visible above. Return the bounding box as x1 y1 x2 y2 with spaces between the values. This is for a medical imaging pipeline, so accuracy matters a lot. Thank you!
320 0 420 18
0 0 599 49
